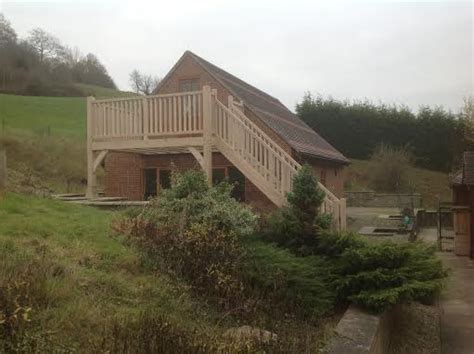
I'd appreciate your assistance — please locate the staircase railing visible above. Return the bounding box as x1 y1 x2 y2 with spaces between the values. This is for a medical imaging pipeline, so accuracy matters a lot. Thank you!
212 93 345 229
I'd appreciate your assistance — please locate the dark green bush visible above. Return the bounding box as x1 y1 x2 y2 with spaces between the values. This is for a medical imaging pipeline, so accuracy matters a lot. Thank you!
315 232 447 313
263 165 329 253
243 238 335 318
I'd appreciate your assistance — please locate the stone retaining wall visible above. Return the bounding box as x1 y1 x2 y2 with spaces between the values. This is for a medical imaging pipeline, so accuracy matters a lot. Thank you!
346 191 422 208
325 305 397 354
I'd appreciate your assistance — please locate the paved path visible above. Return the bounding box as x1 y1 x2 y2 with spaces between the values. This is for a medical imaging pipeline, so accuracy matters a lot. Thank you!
438 253 474 354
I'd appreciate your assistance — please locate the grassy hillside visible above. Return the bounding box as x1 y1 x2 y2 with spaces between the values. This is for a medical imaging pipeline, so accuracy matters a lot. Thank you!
0 94 86 138
0 86 137 138
0 193 221 351
0 87 136 194
346 159 452 207
0 193 337 351
74 83 138 99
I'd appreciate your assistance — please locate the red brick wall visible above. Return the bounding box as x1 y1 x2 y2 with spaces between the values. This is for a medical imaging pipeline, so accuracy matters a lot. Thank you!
104 151 277 211
104 152 144 200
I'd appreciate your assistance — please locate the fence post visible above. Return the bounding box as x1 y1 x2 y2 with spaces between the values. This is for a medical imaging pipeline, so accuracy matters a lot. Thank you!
202 86 213 186
0 150 6 197
86 96 97 199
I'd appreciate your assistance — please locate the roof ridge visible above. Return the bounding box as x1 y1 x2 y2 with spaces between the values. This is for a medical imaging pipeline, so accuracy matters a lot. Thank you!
187 51 283 105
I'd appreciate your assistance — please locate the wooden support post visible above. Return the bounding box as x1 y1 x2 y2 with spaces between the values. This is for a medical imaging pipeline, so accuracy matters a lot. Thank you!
86 96 97 199
143 97 149 140
0 150 6 197
202 85 213 186
339 198 347 231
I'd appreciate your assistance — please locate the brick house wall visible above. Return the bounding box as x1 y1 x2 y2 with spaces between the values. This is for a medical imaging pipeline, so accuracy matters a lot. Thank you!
103 54 346 209
104 152 144 200
104 151 275 211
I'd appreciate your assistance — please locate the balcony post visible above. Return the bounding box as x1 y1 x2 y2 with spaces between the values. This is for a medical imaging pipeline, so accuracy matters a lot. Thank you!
86 96 97 199
202 85 213 186
142 97 149 140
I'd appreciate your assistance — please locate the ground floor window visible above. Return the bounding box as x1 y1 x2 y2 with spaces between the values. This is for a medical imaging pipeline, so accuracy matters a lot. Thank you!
228 166 245 202
144 166 245 201
143 168 157 200
212 168 226 185
159 169 172 190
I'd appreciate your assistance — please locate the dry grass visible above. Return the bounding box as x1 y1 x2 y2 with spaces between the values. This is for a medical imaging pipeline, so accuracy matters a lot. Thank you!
345 159 452 208
389 303 441 354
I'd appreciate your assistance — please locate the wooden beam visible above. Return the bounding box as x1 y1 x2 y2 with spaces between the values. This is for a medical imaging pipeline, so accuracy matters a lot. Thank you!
86 96 97 199
91 137 204 151
188 147 205 170
93 150 108 172
202 85 213 186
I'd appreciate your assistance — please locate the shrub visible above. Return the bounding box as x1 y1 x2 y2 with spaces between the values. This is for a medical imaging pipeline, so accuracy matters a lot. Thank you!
263 165 329 253
114 170 257 306
243 238 335 318
369 144 413 192
142 170 257 238
315 232 447 313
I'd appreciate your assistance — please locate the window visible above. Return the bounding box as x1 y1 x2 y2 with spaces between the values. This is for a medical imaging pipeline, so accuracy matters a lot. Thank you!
179 79 200 92
212 168 226 185
159 169 171 190
228 167 245 202
143 168 157 200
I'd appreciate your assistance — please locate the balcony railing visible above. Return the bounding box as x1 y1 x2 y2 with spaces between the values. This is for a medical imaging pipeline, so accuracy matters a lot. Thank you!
90 91 203 141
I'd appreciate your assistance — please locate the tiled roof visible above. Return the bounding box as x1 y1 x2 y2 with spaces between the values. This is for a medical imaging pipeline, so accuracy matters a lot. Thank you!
453 151 474 185
186 51 349 164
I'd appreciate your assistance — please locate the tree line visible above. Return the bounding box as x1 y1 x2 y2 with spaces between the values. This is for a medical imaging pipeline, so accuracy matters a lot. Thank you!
296 93 472 172
0 14 116 96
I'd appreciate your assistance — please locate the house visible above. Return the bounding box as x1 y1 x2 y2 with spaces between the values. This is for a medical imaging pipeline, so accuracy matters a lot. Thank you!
86 51 349 229
452 151 474 258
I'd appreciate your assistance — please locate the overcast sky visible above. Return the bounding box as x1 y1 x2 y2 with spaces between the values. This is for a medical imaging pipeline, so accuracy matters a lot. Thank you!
1 0 472 112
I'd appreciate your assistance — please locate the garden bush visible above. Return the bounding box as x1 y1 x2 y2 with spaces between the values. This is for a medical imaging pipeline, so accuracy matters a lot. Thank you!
315 232 447 313
114 170 257 307
263 165 330 254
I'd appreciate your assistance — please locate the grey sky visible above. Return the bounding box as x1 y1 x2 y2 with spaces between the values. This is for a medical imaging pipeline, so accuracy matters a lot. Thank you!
1 0 472 112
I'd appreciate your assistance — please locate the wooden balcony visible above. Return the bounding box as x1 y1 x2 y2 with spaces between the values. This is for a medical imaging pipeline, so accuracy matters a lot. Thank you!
88 91 205 153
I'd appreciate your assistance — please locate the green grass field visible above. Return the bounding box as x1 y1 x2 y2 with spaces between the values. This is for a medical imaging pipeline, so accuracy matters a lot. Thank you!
0 85 136 138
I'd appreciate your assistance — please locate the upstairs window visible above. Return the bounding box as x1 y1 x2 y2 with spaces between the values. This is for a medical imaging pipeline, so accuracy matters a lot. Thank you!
179 79 200 92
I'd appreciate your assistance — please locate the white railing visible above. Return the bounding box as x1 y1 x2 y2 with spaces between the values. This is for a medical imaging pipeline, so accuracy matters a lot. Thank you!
90 91 203 140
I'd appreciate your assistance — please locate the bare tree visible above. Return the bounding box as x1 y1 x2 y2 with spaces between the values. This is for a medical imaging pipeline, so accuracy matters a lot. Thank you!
129 69 142 94
129 69 160 95
62 46 83 67
0 13 17 46
27 27 63 63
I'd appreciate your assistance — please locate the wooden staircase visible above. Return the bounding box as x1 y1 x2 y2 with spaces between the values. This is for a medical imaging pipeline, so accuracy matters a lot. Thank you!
211 92 346 230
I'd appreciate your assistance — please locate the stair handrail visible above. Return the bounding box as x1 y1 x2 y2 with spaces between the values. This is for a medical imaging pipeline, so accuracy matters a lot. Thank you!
224 98 340 203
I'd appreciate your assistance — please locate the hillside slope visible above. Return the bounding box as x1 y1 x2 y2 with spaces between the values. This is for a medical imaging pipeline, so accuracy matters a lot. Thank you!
0 89 136 195
346 159 452 207
0 193 222 351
